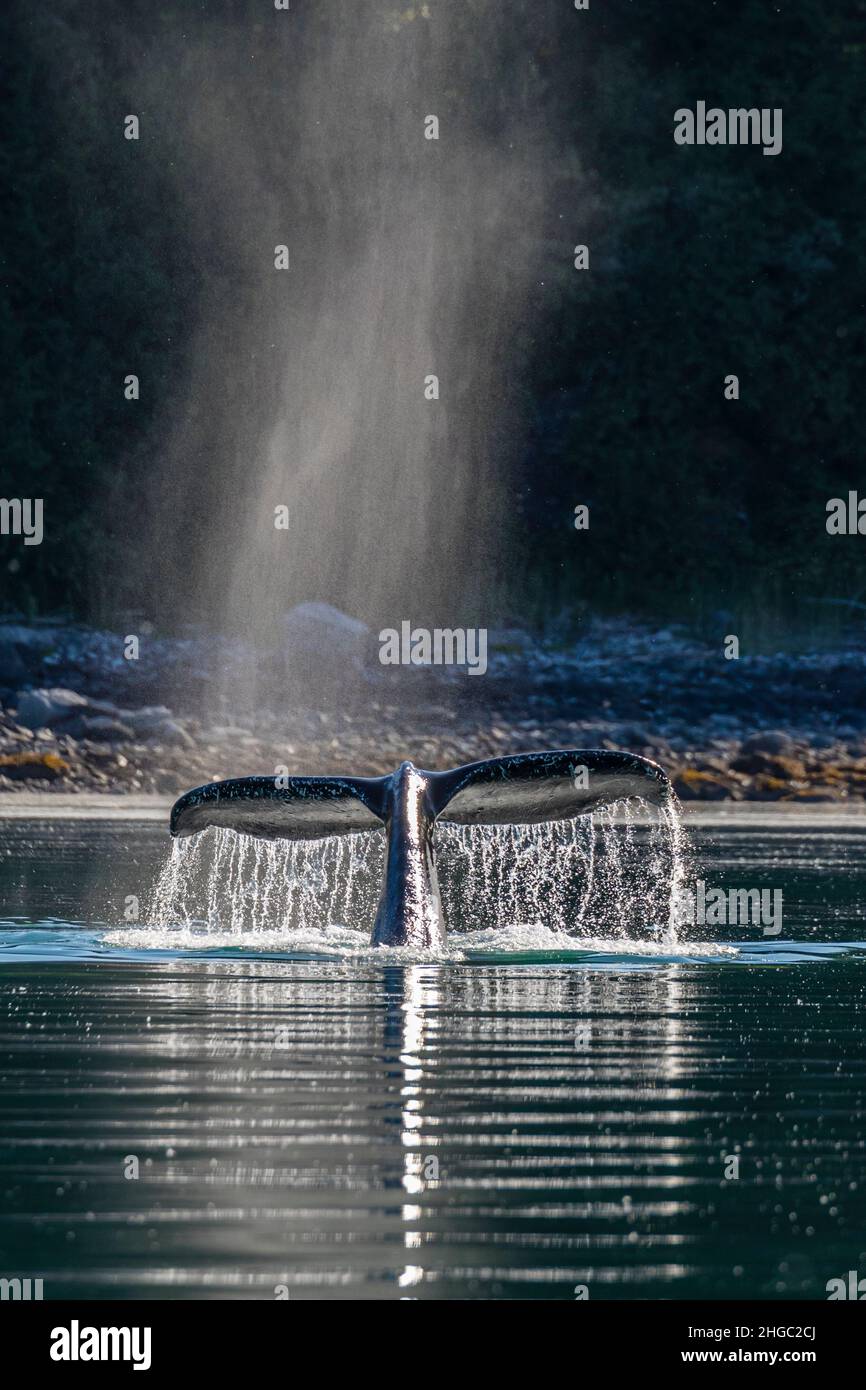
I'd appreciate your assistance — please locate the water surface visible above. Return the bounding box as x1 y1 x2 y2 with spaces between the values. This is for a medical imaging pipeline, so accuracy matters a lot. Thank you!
0 809 864 1299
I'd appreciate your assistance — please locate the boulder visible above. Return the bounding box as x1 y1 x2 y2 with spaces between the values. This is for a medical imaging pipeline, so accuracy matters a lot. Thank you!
739 729 795 756
120 706 174 737
15 687 90 730
145 718 194 748
673 769 740 800
730 750 807 780
281 602 371 697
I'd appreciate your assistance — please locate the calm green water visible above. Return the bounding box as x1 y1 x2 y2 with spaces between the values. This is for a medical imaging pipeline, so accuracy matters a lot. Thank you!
0 812 864 1300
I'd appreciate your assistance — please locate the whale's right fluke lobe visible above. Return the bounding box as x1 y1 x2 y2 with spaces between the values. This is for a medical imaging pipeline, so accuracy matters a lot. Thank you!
170 773 389 841
429 749 671 826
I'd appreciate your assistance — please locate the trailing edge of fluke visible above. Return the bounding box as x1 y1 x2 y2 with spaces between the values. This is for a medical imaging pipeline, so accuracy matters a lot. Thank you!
170 750 672 948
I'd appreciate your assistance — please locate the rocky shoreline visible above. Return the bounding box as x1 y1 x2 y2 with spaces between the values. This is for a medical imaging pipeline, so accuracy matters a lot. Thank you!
2 610 865 801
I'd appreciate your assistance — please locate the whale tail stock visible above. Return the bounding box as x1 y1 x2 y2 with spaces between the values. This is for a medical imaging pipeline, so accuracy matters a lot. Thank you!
170 750 672 947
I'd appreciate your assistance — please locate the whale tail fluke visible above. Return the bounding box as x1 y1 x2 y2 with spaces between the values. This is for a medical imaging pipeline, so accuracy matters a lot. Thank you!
170 750 669 841
169 750 673 947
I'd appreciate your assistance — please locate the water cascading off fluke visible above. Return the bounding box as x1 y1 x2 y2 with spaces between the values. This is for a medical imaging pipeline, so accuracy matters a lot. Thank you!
169 750 674 947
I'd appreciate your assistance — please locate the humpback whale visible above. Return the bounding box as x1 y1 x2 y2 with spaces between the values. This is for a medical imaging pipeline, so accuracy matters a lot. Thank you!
170 750 672 947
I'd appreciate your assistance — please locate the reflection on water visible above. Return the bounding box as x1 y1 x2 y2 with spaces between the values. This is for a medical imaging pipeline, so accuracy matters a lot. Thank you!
0 815 865 1299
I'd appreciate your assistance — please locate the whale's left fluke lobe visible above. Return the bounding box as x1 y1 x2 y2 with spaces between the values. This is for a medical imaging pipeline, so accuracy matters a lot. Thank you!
169 750 673 947
429 749 670 826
